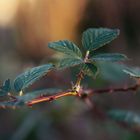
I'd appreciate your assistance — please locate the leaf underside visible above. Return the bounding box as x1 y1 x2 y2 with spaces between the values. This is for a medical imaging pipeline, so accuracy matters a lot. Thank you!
123 67 140 78
90 53 127 62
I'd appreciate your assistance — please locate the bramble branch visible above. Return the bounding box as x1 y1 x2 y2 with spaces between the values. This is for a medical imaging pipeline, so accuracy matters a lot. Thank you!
27 90 78 106
81 83 140 98
25 82 140 106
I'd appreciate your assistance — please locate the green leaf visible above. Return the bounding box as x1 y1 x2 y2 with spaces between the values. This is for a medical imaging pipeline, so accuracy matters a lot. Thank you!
58 58 83 69
0 79 11 96
48 40 82 58
14 64 54 92
90 53 127 62
82 63 99 78
82 28 119 51
108 109 140 128
17 88 62 103
123 67 140 78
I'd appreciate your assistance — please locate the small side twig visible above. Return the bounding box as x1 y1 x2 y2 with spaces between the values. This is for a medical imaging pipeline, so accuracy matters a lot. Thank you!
82 83 140 97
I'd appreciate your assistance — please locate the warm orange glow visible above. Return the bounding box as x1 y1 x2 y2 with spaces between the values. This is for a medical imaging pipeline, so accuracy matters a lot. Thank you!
0 0 87 58
27 91 76 106
0 0 19 26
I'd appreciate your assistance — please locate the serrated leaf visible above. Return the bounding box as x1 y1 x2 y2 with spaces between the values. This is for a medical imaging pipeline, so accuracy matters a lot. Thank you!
82 63 99 78
108 109 140 128
0 79 11 96
17 88 62 103
14 64 54 92
82 28 119 51
123 67 140 78
48 40 82 58
58 58 83 69
90 53 127 62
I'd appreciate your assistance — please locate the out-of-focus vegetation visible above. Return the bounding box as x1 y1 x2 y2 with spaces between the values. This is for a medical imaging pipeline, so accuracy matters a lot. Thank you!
0 0 140 140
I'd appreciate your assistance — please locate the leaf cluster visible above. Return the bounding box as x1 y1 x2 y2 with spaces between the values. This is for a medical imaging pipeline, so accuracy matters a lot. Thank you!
48 28 127 78
0 27 137 109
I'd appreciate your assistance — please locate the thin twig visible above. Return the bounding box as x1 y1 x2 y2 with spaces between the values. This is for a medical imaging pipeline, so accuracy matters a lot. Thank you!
81 84 140 98
26 83 140 106
26 90 77 106
73 51 90 93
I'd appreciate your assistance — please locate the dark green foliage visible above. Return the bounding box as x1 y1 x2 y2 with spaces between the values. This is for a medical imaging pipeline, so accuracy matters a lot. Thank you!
82 63 98 78
48 40 82 58
0 27 140 138
0 79 10 96
58 58 83 69
14 64 54 92
48 28 126 78
82 28 119 51
0 28 130 109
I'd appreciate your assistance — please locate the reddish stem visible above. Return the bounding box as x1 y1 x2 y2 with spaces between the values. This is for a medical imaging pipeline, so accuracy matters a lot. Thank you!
82 84 139 98
26 91 77 106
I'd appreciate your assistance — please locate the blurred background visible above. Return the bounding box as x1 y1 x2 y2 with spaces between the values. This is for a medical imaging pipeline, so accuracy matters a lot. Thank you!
0 0 140 140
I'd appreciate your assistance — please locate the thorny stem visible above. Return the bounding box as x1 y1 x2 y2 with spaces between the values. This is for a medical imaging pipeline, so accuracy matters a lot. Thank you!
26 52 140 106
1 82 140 107
1 51 90 107
27 51 90 106
80 83 140 98
5 82 137 107
2 51 140 107
79 83 140 121
27 91 77 106
74 51 90 93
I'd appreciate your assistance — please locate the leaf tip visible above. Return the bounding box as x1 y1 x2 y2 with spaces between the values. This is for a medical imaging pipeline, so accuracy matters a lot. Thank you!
115 29 120 35
19 90 23 96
